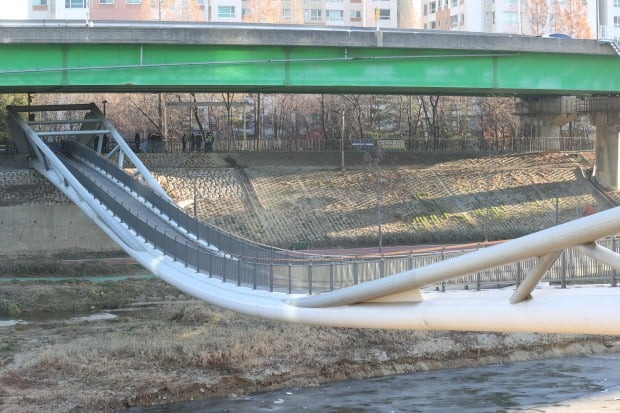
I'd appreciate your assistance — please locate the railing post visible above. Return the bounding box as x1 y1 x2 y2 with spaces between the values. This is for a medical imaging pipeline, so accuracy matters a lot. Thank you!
222 258 227 282
516 261 522 286
613 237 618 287
184 240 188 267
476 271 481 291
269 263 274 292
208 253 213 278
354 257 359 285
329 262 334 291
308 261 313 295
561 250 567 288
237 258 241 287
441 281 445 292
408 251 413 269
288 263 292 294
380 254 385 278
252 262 257 290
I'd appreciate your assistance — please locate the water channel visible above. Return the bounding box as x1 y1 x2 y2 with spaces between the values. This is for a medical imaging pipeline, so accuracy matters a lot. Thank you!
129 354 620 412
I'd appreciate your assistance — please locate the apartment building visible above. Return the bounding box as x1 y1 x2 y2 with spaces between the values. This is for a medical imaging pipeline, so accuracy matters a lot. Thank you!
8 0 90 20
300 0 398 28
418 0 618 39
3 0 399 27
600 0 620 40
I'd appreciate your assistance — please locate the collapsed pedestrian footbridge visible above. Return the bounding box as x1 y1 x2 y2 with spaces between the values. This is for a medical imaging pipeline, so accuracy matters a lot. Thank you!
7 103 620 335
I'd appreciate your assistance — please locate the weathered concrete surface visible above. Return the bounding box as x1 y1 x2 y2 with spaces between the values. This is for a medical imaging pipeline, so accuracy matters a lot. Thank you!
0 203 122 257
594 112 620 190
0 22 614 56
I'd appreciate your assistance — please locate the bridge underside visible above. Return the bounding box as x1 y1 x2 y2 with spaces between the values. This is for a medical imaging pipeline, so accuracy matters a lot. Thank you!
0 43 619 95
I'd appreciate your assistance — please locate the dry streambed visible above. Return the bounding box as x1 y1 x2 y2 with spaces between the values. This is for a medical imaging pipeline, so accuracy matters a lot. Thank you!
1 280 620 412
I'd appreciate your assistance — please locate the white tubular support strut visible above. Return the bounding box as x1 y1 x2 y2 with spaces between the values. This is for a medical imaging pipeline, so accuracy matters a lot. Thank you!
88 104 172 202
576 243 620 271
7 109 145 252
510 251 561 304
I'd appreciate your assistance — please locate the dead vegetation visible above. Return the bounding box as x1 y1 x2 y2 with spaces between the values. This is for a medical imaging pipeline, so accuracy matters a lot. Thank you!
1 295 619 412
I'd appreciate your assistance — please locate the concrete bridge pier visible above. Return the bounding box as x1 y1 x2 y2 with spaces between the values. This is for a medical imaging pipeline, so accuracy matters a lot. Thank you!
528 97 576 150
593 112 620 190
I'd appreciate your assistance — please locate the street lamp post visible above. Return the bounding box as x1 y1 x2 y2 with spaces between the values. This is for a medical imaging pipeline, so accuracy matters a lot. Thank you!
102 99 107 116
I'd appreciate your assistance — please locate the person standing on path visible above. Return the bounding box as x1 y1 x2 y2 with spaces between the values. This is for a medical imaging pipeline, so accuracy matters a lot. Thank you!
134 133 141 153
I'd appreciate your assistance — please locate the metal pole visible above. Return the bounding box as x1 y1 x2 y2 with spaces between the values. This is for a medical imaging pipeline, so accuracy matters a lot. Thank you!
614 237 618 287
193 177 197 218
561 251 567 288
341 109 345 170
288 263 292 294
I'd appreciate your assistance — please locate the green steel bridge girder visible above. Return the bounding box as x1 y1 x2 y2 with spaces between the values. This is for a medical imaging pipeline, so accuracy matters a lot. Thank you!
0 43 619 95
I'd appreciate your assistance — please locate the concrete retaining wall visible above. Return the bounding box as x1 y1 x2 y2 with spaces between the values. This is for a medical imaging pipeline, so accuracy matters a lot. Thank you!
0 203 122 257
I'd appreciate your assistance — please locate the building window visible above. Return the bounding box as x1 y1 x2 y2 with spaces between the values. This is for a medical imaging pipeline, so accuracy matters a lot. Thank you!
33 0 48 5
65 0 86 8
460 13 464 25
310 9 322 20
282 8 291 20
351 10 361 18
242 8 251 17
429 1 436 13
379 9 390 20
326 9 344 21
615 0 620 7
615 16 620 28
451 14 458 28
127 0 141 4
218 6 235 17
423 4 427 15
99 0 113 4
430 21 436 29
326 0 343 2
503 11 518 24
451 0 457 6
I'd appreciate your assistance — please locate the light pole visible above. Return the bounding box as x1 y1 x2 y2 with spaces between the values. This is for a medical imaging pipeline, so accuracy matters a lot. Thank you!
102 99 107 116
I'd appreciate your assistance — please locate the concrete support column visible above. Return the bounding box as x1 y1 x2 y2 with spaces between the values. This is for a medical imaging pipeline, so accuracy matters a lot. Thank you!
594 112 620 190
528 97 576 151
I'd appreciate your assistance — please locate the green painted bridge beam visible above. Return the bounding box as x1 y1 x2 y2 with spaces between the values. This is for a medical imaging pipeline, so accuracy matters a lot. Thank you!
0 43 619 95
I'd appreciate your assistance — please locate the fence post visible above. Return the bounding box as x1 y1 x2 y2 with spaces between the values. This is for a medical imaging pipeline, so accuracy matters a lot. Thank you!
516 261 522 287
329 262 334 291
208 253 213 278
308 261 313 295
408 251 414 269
561 250 567 288
380 255 385 278
476 271 481 291
354 257 359 285
288 263 292 294
222 258 226 283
